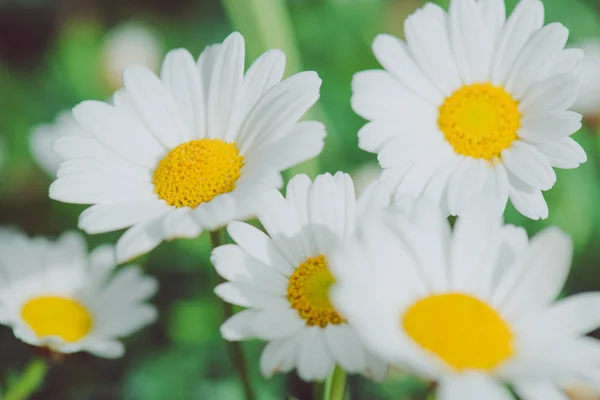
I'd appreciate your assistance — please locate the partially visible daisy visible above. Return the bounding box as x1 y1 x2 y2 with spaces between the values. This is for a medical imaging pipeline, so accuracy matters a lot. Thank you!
101 21 163 91
29 111 88 177
0 228 157 358
353 0 586 219
331 200 600 399
572 39 600 118
50 32 325 262
212 173 391 381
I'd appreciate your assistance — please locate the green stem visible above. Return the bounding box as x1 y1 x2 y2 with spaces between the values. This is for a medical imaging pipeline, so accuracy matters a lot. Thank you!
316 366 347 400
326 367 347 400
4 358 48 400
209 229 255 400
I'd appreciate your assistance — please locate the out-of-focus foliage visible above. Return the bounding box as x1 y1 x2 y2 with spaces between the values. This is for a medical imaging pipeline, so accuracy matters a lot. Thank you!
1 0 600 399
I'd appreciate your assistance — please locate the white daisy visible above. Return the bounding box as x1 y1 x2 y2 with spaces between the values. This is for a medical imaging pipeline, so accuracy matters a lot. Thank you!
572 39 600 117
212 172 391 382
353 0 586 220
101 21 163 91
0 228 157 358
30 110 88 177
331 199 600 399
49 32 325 262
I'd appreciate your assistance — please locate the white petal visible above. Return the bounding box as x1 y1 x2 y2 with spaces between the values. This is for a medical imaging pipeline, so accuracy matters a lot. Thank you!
351 69 434 123
550 48 584 75
211 244 287 296
296 328 334 382
308 173 352 254
502 141 556 190
244 121 325 171
123 65 189 147
220 309 259 341
161 207 202 240
92 304 157 338
160 48 205 139
49 175 156 205
491 0 545 85
53 136 116 163
89 244 118 278
438 373 513 400
494 227 572 320
505 23 569 98
253 308 305 340
207 32 245 142
405 3 461 95
97 266 158 306
448 0 493 84
535 138 587 169
214 282 288 309
115 217 167 262
519 73 581 115
514 382 569 400
518 293 600 338
237 71 321 154
79 200 170 234
72 100 165 168
507 170 549 220
324 324 367 374
83 340 125 359
227 221 293 276
239 49 286 123
260 336 299 378
518 111 582 143
371 34 442 105
450 198 502 296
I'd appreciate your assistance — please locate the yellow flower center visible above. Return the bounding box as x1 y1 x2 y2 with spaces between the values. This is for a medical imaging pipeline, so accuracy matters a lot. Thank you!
402 293 514 371
21 296 93 343
152 138 244 208
438 83 521 160
287 255 345 327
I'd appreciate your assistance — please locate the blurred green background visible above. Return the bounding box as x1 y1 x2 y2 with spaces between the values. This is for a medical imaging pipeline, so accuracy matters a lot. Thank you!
1 0 600 399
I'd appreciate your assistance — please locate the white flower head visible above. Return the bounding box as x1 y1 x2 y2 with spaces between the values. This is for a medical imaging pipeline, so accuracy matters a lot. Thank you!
0 229 157 358
353 0 586 220
49 32 326 262
572 38 600 117
29 111 88 177
331 199 600 400
101 21 163 91
212 172 394 382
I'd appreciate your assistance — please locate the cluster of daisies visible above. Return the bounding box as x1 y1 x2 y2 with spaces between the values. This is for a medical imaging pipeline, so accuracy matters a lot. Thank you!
7 0 599 398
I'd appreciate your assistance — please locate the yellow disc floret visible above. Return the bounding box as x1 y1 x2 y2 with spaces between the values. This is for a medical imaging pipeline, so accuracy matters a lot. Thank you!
438 83 521 160
21 296 93 343
153 138 244 208
288 255 345 327
402 292 514 371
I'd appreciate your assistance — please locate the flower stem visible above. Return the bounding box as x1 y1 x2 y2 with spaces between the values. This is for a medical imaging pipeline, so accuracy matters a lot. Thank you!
4 358 48 400
209 229 255 400
316 366 347 400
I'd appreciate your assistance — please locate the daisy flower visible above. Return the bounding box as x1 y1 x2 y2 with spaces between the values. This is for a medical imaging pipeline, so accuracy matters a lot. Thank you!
353 0 586 219
0 228 157 358
212 173 391 382
331 200 600 399
572 39 600 118
49 32 325 262
101 21 163 91
30 111 88 177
